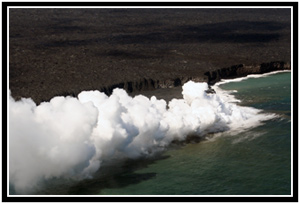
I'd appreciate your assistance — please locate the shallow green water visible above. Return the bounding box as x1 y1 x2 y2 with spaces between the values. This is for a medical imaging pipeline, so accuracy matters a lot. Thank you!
96 72 291 195
220 72 291 115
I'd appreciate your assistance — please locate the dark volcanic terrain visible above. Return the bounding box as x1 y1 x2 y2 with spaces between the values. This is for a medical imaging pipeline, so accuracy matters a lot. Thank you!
9 8 291 103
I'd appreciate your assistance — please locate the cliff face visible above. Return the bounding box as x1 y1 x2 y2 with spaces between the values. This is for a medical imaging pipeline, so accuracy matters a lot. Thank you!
99 76 203 96
204 61 291 85
9 60 291 104
97 61 291 96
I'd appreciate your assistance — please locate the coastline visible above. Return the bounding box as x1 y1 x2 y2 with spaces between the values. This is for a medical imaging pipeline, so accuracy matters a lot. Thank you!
215 69 291 86
212 70 292 104
132 68 292 104
94 61 292 98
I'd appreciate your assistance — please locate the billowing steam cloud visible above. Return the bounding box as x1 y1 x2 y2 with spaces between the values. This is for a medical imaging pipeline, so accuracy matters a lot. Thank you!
9 81 275 193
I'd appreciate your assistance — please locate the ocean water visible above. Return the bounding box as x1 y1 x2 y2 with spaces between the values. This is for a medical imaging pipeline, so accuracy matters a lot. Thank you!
30 72 291 195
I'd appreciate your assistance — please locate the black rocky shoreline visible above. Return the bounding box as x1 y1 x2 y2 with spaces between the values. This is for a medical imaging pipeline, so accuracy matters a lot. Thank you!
99 60 291 96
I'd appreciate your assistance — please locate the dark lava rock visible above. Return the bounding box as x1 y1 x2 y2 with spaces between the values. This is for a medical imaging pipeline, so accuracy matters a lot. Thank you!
9 8 291 104
205 86 216 94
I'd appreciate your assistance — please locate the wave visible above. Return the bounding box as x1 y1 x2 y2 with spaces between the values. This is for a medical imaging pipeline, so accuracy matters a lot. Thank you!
215 70 291 86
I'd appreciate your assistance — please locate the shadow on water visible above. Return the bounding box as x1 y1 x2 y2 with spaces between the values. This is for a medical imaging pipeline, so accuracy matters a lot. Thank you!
33 135 208 195
68 154 172 195
33 154 170 195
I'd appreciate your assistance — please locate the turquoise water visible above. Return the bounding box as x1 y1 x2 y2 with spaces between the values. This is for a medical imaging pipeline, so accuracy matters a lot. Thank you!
34 72 292 195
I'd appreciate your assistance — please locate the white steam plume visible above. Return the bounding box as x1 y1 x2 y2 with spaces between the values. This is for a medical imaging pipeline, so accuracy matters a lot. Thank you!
9 81 275 193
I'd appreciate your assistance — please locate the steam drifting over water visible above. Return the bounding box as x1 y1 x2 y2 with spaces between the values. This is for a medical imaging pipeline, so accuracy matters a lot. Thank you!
9 81 276 193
